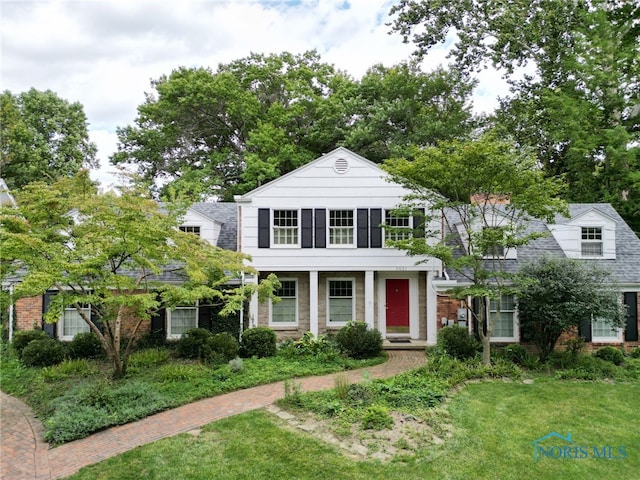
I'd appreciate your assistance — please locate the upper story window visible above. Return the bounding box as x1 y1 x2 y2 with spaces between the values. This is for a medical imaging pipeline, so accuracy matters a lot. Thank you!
167 304 198 339
270 279 298 326
581 227 603 257
179 225 201 236
482 226 505 257
329 210 354 246
273 210 298 245
60 304 91 341
385 211 411 244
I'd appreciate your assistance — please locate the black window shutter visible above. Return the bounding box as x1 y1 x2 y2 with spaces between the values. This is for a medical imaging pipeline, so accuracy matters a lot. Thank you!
301 209 313 248
370 208 382 248
413 208 426 238
624 292 638 342
357 208 369 248
150 305 166 335
314 208 326 248
42 291 57 338
578 318 592 341
90 306 103 334
198 304 213 331
258 208 270 248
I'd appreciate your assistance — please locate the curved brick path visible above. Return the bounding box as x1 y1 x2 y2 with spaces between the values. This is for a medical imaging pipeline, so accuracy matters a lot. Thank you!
1 350 425 479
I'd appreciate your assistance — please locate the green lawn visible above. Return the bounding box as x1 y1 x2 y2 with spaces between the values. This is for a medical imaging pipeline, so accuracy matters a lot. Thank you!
67 380 640 480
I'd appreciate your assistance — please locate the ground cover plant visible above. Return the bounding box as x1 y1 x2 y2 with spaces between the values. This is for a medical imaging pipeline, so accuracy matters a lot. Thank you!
0 340 385 445
65 373 640 480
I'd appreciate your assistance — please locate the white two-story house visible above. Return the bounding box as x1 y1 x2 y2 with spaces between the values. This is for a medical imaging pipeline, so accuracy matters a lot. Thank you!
235 147 442 344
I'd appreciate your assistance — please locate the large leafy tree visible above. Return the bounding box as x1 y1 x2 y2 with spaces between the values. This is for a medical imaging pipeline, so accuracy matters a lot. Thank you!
0 172 277 378
517 257 626 362
0 89 98 190
111 51 477 200
389 0 640 232
383 133 567 364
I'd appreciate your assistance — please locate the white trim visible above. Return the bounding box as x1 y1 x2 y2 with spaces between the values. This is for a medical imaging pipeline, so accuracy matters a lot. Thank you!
309 271 319 336
327 209 356 248
269 278 298 327
326 277 356 327
364 271 375 330
426 272 438 345
271 209 300 248
591 317 623 343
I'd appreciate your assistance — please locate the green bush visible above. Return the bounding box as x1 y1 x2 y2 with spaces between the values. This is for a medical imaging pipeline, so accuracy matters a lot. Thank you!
240 327 277 358
21 338 65 367
335 322 383 359
630 347 640 359
437 326 480 360
503 344 528 365
128 348 171 368
12 329 48 358
209 332 239 363
176 328 214 361
361 404 393 430
68 332 103 359
41 359 96 382
594 346 625 365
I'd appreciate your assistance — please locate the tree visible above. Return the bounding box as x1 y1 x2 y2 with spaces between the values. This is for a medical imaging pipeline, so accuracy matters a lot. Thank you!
389 0 640 232
0 89 98 190
382 132 567 364
111 51 477 201
0 172 277 378
517 257 626 362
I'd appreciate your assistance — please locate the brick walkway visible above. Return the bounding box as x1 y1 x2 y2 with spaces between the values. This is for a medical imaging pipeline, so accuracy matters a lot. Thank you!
1 350 425 479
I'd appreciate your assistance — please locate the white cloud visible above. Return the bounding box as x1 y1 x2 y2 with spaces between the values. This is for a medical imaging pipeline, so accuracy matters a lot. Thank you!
2 0 505 190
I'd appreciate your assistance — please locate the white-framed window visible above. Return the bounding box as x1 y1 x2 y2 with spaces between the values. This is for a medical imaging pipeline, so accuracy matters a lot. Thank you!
581 227 603 257
592 316 622 343
489 295 517 341
179 225 201 236
482 226 505 258
59 304 91 341
167 304 198 339
329 210 354 246
270 279 298 326
327 278 355 325
384 210 411 244
273 210 299 245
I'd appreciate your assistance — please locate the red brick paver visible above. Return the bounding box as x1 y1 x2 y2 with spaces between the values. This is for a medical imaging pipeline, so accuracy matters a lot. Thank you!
1 350 425 479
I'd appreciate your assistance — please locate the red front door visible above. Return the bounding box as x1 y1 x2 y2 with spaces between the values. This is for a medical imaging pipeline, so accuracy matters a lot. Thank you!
386 279 410 334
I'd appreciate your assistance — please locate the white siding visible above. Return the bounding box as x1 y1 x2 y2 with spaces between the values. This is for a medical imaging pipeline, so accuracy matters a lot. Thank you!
180 209 222 247
549 210 616 259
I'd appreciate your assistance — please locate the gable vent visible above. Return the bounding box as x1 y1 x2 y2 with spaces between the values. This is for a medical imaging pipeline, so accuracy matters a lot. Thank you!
333 158 350 174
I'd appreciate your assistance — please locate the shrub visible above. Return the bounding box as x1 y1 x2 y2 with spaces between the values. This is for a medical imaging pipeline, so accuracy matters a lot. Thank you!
42 359 96 382
503 344 528 365
21 338 65 367
68 332 103 359
240 327 277 358
228 357 244 373
209 332 239 362
361 404 393 430
176 328 213 361
335 322 383 359
437 326 479 360
594 346 625 365
128 348 171 368
12 330 48 358
630 347 640 359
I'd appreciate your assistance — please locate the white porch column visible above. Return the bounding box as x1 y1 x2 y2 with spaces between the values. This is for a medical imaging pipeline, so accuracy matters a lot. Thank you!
247 274 259 329
426 271 438 345
364 270 375 330
309 270 319 337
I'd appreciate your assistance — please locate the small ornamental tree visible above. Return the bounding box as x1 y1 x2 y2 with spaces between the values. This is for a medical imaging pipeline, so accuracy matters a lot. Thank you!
0 172 278 378
516 257 626 362
383 132 567 364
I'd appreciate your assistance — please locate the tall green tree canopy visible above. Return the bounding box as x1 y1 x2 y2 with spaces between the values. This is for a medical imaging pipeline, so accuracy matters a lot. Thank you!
0 88 98 190
382 132 567 364
0 172 277 378
111 51 476 201
390 0 640 232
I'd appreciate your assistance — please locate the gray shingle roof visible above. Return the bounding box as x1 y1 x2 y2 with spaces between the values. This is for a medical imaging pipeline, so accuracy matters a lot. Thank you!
189 202 238 251
443 203 640 286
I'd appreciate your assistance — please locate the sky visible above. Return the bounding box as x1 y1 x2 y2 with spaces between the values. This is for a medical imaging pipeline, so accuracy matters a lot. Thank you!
1 0 508 190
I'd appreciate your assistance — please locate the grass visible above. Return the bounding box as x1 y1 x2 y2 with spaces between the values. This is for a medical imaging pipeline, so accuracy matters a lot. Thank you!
0 344 385 444
66 380 640 480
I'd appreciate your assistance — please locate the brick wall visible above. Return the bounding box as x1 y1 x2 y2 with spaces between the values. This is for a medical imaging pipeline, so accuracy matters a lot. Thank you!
436 295 467 331
15 296 43 331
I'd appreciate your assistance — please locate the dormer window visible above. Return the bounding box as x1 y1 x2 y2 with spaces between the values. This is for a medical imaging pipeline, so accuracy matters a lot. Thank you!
179 225 201 236
581 227 603 257
482 226 505 257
